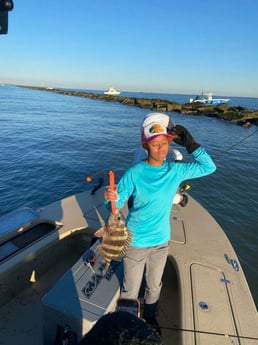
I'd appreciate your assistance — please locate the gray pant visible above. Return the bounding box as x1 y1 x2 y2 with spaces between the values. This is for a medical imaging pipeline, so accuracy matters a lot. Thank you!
121 242 169 305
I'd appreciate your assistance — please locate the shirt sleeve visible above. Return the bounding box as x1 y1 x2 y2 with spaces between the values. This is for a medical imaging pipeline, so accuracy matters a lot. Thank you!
177 146 216 180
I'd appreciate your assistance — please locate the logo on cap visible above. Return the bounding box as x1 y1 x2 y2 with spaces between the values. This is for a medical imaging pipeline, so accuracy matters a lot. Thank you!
149 124 164 134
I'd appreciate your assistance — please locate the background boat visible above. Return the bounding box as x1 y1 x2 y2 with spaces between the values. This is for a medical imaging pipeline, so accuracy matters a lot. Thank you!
104 87 121 95
189 92 230 105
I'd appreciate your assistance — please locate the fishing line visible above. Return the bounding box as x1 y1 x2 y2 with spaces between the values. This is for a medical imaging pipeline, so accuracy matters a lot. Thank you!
214 127 258 161
159 325 258 341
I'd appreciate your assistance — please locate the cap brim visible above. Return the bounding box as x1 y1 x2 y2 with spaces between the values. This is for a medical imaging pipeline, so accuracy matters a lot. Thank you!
143 133 177 143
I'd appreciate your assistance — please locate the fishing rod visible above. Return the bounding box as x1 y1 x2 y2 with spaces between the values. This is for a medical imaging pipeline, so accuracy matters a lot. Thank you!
213 127 258 161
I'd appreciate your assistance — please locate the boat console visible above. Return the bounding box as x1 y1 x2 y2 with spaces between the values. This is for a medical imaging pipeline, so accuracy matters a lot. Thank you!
42 240 123 344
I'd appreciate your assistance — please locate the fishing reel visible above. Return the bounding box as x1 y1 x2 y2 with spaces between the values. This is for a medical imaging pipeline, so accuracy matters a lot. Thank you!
0 0 14 34
86 171 108 195
85 170 113 195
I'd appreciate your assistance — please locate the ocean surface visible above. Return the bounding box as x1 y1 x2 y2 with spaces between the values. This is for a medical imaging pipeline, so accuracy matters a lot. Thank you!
1 85 257 308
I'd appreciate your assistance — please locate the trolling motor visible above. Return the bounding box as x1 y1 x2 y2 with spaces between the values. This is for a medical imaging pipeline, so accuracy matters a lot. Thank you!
171 149 190 207
178 182 191 207
0 0 14 34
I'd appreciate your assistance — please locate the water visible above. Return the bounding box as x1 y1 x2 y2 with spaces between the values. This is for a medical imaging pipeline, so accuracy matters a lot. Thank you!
1 85 257 308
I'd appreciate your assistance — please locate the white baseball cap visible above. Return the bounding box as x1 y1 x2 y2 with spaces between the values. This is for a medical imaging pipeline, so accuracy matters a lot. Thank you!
142 112 170 128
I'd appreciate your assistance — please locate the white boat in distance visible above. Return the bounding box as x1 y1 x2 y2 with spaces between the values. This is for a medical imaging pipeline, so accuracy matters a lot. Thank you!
190 92 230 105
104 87 121 95
1 169 258 345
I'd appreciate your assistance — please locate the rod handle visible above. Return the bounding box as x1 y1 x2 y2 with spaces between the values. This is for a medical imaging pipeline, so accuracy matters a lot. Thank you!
109 170 117 214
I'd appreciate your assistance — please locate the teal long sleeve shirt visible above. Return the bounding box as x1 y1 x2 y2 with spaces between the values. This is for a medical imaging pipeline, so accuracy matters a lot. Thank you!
109 147 216 247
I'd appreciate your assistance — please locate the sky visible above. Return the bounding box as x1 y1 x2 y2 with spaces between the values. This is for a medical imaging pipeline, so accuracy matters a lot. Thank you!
1 0 258 97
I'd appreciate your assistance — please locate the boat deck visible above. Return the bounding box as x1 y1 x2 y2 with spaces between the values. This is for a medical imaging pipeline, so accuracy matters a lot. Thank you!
1 189 258 345
0 236 91 345
0 246 181 345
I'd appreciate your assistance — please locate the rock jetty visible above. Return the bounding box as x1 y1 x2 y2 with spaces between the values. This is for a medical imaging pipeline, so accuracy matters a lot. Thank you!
20 86 258 127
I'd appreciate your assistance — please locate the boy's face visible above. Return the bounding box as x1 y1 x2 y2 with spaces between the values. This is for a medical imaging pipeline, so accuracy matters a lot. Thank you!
145 135 170 165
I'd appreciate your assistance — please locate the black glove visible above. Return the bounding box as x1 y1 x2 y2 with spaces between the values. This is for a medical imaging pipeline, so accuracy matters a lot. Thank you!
170 125 200 154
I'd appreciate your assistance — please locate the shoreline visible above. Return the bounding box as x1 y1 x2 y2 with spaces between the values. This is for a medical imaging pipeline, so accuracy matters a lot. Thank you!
18 85 258 127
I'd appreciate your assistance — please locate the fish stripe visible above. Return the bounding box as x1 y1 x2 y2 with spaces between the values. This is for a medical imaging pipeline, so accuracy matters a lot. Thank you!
97 210 132 270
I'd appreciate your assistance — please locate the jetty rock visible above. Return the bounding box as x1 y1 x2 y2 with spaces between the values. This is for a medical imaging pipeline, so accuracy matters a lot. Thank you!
18 86 258 127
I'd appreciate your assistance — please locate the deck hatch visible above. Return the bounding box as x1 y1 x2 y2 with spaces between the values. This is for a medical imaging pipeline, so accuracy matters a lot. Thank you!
190 263 238 344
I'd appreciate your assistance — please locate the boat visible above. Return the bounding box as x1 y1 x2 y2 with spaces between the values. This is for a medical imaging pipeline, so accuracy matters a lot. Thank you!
1 174 258 345
189 92 230 105
104 87 121 95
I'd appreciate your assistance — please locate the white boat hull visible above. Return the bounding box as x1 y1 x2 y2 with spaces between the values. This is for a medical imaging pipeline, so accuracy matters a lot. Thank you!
193 98 230 105
104 91 120 95
189 93 230 105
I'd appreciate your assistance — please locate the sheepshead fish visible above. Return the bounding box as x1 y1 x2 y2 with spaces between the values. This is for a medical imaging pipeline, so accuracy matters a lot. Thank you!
96 211 132 271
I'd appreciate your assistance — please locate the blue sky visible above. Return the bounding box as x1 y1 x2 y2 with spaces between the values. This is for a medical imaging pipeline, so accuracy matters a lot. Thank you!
1 0 258 97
